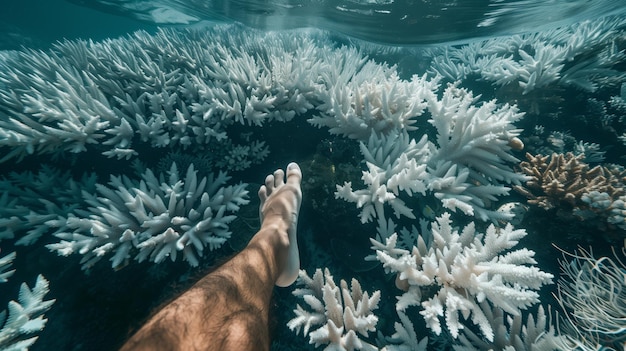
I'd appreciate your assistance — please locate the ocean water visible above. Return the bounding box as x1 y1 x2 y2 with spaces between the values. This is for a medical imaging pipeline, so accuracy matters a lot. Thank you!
1 1 626 350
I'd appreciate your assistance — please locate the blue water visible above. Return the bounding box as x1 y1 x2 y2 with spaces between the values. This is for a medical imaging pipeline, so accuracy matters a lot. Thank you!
1 1 625 350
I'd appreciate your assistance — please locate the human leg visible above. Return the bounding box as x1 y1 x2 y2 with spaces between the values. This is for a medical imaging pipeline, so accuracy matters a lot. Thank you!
120 163 302 351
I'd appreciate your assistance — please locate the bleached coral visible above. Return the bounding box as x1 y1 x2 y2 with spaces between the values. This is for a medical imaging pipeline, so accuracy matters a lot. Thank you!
425 84 527 221
0 23 461 180
0 166 97 245
452 303 567 351
379 311 428 351
428 16 626 93
0 274 55 351
0 252 16 283
335 131 431 224
336 84 527 223
371 213 553 341
288 268 381 351
46 163 249 269
309 70 438 140
608 195 626 230
0 25 333 164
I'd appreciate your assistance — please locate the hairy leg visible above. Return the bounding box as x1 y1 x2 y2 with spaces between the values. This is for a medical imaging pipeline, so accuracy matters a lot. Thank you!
120 163 302 351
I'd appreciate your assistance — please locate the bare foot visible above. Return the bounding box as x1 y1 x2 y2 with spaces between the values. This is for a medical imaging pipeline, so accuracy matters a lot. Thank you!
258 163 302 287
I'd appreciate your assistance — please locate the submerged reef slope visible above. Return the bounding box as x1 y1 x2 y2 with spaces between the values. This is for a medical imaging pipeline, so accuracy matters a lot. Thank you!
0 20 624 351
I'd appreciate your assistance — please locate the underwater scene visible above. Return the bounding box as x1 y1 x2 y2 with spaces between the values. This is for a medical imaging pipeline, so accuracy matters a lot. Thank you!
1 0 626 350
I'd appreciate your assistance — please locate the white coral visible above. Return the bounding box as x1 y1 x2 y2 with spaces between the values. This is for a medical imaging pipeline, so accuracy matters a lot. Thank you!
0 166 97 246
288 268 381 351
336 84 527 223
371 213 553 341
310 70 438 140
0 26 339 163
0 275 55 351
428 16 626 93
46 163 249 269
453 303 567 351
0 252 16 284
335 131 430 224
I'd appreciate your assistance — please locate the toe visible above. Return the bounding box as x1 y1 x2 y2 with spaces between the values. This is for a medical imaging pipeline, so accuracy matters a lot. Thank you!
286 162 302 185
258 185 268 202
265 174 275 193
274 169 285 187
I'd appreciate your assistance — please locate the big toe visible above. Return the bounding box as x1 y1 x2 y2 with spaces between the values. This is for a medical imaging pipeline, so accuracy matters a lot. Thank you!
286 162 302 186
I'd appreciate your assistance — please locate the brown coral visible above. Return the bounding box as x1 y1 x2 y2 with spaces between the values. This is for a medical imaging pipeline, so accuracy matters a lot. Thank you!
514 152 625 211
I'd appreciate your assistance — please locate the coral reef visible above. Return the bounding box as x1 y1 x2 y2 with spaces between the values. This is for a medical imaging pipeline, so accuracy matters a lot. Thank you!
336 84 527 224
514 152 626 238
371 213 553 342
288 268 382 351
0 252 55 351
0 16 624 351
427 16 626 95
46 163 249 270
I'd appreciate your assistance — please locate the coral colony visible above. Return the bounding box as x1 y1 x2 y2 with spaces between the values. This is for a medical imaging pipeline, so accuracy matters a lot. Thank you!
0 16 625 351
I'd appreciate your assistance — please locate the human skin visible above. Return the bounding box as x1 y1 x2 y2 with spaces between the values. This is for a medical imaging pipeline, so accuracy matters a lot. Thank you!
120 163 302 351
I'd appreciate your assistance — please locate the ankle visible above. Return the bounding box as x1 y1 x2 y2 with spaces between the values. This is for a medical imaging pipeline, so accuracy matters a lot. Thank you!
260 215 291 233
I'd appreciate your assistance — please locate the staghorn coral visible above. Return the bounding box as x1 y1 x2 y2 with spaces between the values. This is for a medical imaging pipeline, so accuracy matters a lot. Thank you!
46 163 249 270
0 25 325 164
335 84 528 224
0 166 97 246
288 268 382 351
370 213 553 343
0 252 55 351
427 16 626 94
514 152 626 234
452 303 567 351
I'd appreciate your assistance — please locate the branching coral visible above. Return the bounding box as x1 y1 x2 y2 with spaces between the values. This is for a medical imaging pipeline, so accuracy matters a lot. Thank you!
371 213 553 342
452 303 567 351
0 24 440 168
335 84 527 224
514 152 626 233
288 268 382 351
0 25 329 164
0 166 97 245
46 163 249 269
428 16 626 94
0 253 54 351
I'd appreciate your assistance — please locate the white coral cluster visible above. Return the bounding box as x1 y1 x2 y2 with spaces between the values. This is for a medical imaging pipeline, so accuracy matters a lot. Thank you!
371 213 553 342
608 195 626 230
428 16 626 93
0 25 438 169
0 252 55 351
0 25 330 165
288 268 381 351
309 67 438 140
453 303 567 351
0 166 97 246
46 163 249 269
335 131 431 223
336 84 527 223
